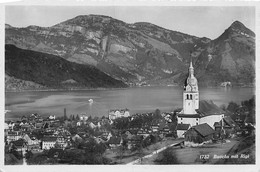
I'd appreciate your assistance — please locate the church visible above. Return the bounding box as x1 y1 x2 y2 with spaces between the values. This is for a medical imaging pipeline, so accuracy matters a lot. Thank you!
176 59 225 137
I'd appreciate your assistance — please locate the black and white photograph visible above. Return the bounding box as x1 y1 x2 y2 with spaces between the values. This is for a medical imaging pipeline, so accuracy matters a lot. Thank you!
2 1 257 168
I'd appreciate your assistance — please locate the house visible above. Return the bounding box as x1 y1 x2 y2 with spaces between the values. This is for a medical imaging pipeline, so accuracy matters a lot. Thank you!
56 135 68 149
137 128 149 136
71 134 83 142
22 134 40 146
184 123 215 144
176 124 191 138
108 109 130 120
20 123 31 132
159 122 171 135
79 114 89 121
8 122 15 130
214 116 236 139
10 139 27 151
89 122 96 129
49 115 56 120
41 137 57 150
127 135 143 150
6 131 22 144
35 122 44 129
107 136 122 148
151 121 159 133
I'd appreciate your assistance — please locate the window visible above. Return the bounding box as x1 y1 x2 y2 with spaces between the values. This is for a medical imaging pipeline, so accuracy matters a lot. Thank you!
190 94 192 99
196 118 198 121
196 122 198 125
186 94 189 99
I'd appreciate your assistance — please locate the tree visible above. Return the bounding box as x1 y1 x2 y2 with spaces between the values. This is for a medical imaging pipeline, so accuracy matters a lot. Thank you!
136 140 145 164
64 108 68 120
220 104 226 111
227 101 239 113
154 109 161 119
154 148 179 164
242 97 255 124
76 114 80 120
27 154 49 165
54 142 62 149
25 150 33 160
116 144 126 163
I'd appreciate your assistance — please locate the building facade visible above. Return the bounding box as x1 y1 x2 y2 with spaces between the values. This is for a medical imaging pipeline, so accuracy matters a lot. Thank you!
177 58 224 137
108 109 130 120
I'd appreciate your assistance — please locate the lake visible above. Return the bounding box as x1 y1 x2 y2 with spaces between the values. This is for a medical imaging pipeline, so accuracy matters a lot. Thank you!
5 86 255 120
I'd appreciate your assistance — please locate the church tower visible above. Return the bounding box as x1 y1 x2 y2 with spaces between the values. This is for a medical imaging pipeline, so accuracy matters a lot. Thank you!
183 58 199 114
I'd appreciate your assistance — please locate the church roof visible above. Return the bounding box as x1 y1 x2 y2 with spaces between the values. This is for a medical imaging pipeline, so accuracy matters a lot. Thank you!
178 114 202 118
197 100 224 116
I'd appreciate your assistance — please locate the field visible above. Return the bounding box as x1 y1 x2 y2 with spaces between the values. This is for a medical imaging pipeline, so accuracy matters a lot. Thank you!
103 138 184 164
140 139 241 164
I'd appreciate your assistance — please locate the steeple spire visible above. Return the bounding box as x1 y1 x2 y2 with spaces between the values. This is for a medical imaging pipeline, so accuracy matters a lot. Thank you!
189 51 194 76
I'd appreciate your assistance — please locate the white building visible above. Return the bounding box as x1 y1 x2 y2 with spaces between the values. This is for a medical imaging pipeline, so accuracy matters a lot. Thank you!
176 124 191 138
7 131 22 144
108 109 130 120
49 115 56 120
177 59 224 135
41 137 57 150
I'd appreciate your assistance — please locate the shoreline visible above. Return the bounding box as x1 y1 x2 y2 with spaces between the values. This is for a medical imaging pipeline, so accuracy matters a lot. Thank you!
4 84 255 93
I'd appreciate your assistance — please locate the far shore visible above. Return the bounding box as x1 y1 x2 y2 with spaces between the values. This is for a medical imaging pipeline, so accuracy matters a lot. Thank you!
4 84 255 93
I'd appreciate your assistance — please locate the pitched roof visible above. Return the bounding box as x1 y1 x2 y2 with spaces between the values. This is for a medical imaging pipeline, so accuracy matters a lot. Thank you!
42 137 57 142
12 139 26 147
223 116 236 127
191 123 215 137
197 100 224 116
108 137 121 144
177 124 190 130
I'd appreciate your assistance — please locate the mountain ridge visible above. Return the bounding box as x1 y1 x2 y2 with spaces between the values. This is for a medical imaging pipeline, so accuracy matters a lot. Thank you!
5 15 255 88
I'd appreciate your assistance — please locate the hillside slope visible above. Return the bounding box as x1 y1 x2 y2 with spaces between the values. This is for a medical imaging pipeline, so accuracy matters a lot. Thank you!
5 44 127 90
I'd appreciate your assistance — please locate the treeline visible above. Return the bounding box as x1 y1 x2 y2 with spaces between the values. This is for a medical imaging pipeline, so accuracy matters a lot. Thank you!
222 96 255 125
25 138 110 165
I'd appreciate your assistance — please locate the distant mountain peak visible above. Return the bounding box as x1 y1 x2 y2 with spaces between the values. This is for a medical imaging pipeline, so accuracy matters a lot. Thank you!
230 20 246 29
228 20 255 37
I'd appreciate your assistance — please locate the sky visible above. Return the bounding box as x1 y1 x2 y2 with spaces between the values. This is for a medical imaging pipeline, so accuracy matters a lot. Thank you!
5 6 255 39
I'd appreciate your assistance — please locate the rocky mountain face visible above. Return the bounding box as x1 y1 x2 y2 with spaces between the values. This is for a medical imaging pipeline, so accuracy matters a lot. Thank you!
5 44 127 91
5 15 255 88
193 21 255 86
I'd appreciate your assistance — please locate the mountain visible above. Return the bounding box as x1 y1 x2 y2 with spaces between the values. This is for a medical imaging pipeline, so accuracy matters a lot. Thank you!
5 44 127 91
5 16 255 87
192 21 255 86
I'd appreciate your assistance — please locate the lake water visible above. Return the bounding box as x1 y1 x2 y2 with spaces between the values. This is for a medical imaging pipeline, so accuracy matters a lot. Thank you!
5 86 255 120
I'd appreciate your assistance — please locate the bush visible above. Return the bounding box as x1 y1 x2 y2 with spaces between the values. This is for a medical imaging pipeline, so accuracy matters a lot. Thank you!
154 148 179 164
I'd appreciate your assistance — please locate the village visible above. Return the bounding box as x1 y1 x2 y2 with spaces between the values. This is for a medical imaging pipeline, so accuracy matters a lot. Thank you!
4 60 255 165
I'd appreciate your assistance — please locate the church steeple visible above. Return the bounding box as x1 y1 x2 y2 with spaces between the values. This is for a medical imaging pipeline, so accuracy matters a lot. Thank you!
189 55 194 77
183 52 199 114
